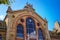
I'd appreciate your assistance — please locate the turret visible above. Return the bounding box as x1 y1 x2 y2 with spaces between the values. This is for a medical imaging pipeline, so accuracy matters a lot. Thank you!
6 6 12 13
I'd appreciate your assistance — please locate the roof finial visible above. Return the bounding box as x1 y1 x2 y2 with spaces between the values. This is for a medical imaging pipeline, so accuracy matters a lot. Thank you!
44 17 47 20
44 17 48 22
6 6 12 13
24 2 35 11
25 2 32 8
26 2 28 5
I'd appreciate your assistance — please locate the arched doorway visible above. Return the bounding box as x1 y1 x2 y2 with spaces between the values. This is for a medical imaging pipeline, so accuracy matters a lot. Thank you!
26 17 36 40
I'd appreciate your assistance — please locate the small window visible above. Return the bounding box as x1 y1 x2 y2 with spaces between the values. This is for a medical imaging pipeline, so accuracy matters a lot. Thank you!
37 23 40 26
20 19 24 23
12 15 15 18
44 23 46 26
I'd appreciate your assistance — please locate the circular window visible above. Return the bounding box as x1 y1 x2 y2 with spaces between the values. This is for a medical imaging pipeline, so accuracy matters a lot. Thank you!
37 23 40 26
20 19 24 23
12 15 15 18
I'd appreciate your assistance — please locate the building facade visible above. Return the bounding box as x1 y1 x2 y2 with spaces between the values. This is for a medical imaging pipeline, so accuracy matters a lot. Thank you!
0 3 54 40
0 3 60 40
1 3 60 40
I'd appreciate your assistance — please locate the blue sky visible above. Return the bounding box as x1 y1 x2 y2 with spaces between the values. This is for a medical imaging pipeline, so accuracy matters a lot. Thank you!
0 0 60 31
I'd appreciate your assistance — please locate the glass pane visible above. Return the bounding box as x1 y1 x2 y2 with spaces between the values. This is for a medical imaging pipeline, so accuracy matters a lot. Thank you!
16 24 24 38
38 29 44 40
26 18 36 40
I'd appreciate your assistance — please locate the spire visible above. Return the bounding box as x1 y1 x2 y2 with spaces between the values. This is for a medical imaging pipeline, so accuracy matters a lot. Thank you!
24 2 32 8
44 17 47 21
6 6 12 13
24 2 35 11
44 17 47 20
26 2 32 8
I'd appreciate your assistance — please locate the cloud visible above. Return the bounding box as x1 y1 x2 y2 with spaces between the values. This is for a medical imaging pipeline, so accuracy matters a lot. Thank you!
0 15 5 20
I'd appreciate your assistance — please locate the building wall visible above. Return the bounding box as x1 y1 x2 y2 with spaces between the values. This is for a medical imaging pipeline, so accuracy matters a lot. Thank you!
0 21 6 40
0 30 6 40
5 17 8 27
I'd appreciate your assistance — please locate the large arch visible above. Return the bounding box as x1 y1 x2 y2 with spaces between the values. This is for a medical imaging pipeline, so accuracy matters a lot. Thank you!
11 13 46 40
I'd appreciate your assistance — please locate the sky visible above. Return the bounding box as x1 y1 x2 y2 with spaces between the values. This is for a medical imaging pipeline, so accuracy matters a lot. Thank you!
0 0 60 31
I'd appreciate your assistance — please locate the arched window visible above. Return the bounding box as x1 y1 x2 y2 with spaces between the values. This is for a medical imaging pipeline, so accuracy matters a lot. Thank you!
16 24 24 38
0 34 2 40
38 28 44 40
26 17 36 39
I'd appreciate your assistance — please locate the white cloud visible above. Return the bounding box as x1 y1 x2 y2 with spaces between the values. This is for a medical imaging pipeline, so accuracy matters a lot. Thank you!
0 15 5 20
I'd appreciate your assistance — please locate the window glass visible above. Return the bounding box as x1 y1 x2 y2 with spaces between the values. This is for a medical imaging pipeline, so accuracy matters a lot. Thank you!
38 29 44 40
26 18 36 40
16 24 24 38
